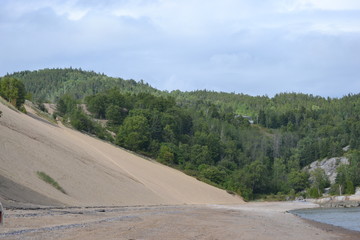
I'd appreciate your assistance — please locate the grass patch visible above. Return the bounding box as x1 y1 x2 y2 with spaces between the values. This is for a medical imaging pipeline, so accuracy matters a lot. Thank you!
36 171 66 194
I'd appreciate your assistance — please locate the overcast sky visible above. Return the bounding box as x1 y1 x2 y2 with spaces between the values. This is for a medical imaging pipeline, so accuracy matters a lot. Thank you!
1 0 360 97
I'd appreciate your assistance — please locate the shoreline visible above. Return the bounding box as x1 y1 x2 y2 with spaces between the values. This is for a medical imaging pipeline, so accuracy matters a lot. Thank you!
300 217 360 240
309 195 360 208
290 203 360 238
209 201 360 239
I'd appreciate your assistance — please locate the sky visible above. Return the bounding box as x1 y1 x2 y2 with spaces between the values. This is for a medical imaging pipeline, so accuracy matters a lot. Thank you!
1 0 360 97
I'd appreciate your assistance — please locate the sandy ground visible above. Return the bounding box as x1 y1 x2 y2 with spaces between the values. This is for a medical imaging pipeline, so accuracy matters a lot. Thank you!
0 202 359 240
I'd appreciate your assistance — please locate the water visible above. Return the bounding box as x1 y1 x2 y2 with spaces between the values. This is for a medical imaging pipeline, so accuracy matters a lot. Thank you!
291 207 360 232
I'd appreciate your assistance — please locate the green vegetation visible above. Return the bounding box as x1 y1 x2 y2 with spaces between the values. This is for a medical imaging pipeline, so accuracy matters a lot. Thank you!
36 171 66 194
0 76 26 109
7 68 158 102
55 94 113 141
26 102 58 125
308 168 330 198
5 68 360 200
332 152 360 195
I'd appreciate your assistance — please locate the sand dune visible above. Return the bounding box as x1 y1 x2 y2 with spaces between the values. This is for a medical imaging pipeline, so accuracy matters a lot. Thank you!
0 102 243 207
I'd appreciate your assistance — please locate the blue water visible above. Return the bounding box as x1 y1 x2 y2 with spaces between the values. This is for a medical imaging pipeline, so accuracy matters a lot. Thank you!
291 207 360 232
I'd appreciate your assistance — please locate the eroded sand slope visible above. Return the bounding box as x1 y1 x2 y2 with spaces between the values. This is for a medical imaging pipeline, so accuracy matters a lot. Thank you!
0 102 243 207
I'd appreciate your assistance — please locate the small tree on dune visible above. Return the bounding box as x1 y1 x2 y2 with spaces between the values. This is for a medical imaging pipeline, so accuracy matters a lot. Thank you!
0 77 26 108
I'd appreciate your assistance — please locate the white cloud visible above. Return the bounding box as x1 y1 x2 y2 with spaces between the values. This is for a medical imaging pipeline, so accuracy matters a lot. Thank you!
2 0 89 21
1 0 360 97
287 0 360 11
57 7 89 21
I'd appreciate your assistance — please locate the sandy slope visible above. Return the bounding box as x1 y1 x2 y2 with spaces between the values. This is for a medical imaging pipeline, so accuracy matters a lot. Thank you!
0 102 242 207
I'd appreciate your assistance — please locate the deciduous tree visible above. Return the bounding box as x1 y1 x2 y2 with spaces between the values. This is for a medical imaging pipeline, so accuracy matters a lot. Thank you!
116 115 150 151
0 77 26 108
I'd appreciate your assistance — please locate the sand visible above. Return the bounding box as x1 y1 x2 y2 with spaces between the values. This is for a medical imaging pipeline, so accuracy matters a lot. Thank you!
0 202 359 240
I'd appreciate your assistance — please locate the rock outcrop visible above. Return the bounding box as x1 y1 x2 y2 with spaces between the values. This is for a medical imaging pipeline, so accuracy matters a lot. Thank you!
305 157 349 184
309 187 360 208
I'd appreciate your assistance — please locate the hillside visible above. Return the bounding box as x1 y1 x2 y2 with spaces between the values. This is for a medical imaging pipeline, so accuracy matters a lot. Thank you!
2 68 360 200
7 68 159 102
0 101 242 207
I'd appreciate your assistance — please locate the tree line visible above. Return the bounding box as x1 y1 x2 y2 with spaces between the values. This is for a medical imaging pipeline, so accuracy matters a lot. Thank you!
7 68 158 103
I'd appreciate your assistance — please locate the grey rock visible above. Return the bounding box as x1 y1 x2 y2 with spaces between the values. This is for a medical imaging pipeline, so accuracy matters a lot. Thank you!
305 157 349 184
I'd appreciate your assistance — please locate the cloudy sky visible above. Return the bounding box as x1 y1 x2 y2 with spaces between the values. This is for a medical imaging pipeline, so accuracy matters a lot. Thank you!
1 0 360 97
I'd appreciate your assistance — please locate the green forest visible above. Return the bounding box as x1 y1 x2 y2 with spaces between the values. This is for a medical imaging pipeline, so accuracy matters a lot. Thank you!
3 68 360 200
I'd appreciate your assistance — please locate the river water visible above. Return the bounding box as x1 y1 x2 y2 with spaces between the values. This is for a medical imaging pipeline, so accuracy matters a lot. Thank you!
291 207 360 232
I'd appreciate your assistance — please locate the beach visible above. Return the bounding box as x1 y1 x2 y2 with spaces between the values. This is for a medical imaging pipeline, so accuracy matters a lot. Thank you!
1 202 360 240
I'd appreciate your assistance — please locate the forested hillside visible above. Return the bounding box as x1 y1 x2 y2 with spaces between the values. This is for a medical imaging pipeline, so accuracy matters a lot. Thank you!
4 69 360 200
8 68 158 102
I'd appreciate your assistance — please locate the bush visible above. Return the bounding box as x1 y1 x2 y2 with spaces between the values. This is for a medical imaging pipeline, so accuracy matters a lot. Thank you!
19 105 27 113
288 170 309 192
346 180 355 194
330 184 341 195
307 187 321 198
239 187 253 201
288 189 296 200
37 103 47 112
70 110 94 132
157 145 175 165
200 166 226 185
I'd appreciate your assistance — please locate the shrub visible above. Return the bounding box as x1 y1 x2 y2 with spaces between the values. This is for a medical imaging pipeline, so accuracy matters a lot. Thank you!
307 187 321 198
157 145 175 165
346 180 355 194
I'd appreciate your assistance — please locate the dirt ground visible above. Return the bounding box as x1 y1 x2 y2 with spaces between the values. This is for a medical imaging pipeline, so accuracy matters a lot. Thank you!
0 202 359 240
